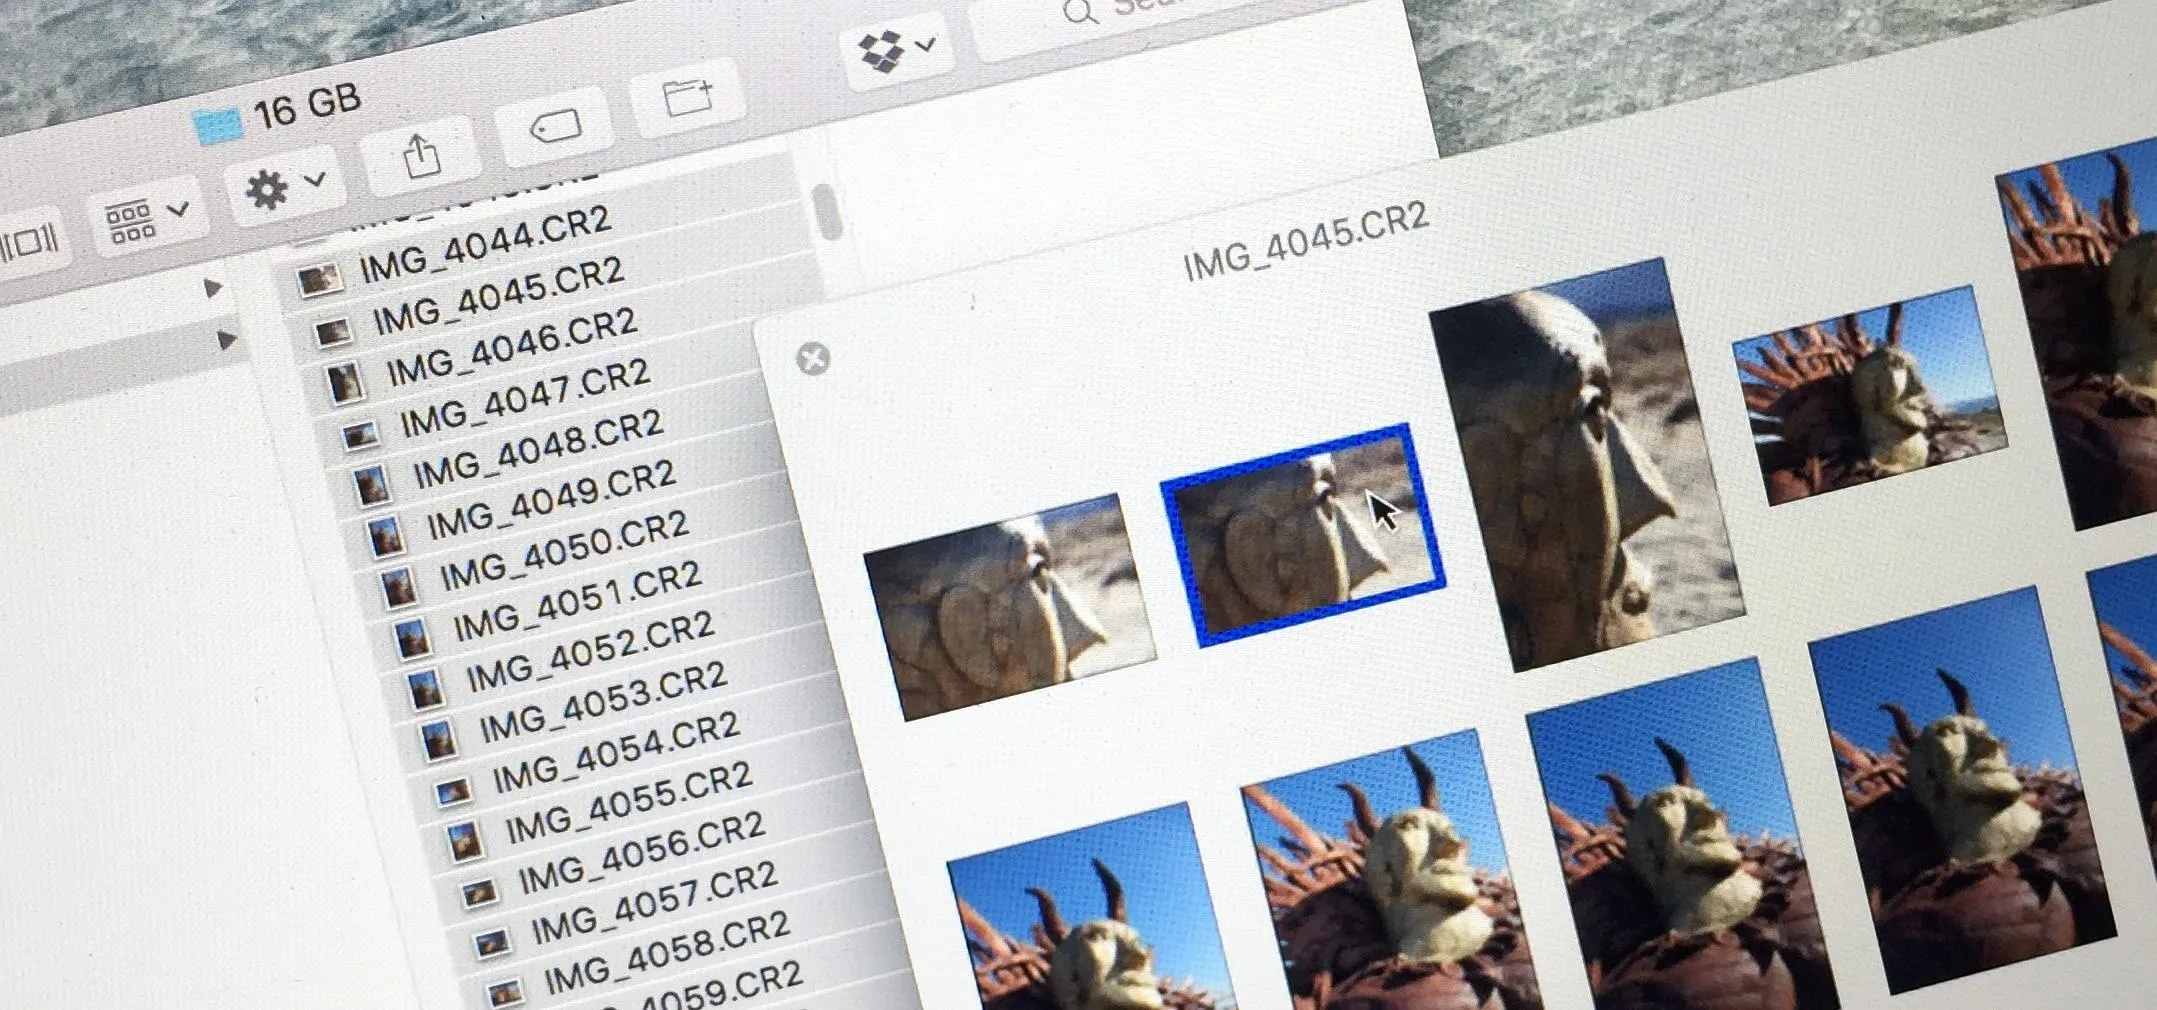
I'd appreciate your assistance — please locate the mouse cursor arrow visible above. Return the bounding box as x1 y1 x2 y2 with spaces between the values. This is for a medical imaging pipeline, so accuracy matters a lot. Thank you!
1365 489 1402 532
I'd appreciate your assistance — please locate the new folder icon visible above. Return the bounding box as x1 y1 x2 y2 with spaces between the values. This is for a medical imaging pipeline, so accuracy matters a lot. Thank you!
629 60 747 138
662 80 715 118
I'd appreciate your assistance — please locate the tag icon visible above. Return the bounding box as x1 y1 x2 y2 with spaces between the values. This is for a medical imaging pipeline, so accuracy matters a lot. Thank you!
495 89 615 167
530 109 584 144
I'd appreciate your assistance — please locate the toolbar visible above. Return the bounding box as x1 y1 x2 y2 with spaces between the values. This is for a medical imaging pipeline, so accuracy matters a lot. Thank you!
0 0 1349 306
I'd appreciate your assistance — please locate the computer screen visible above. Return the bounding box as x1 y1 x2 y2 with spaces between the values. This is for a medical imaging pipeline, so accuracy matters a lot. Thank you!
0 2 2150 1008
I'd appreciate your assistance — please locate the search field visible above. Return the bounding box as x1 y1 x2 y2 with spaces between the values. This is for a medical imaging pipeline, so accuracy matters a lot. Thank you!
968 0 1265 63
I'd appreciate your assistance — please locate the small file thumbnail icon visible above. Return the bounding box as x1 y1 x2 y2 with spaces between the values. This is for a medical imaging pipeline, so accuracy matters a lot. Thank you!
192 107 245 146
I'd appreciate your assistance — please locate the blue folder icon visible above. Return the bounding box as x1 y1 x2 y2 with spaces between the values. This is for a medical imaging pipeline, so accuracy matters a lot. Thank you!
192 107 244 145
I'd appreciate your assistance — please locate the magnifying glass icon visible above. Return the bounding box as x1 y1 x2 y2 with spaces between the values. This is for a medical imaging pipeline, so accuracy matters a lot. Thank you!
1063 0 1099 24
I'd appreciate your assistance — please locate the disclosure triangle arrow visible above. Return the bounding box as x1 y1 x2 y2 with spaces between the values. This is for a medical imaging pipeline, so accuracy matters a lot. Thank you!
217 330 238 351
204 278 223 298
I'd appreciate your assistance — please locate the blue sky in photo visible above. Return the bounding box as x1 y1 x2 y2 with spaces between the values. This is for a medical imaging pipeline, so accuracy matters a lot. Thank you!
1037 493 1121 526
949 804 1232 997
2088 553 2157 683
1809 588 2080 771
1245 729 1509 875
1539 258 1676 326
1734 286 1998 409
1528 659 1801 842
1999 134 2157 236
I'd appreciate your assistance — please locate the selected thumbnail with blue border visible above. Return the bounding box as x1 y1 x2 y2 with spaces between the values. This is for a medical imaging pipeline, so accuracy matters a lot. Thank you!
1161 422 1444 647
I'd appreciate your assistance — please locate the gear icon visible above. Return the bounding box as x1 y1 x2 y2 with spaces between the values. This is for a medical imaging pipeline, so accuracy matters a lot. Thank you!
244 169 290 211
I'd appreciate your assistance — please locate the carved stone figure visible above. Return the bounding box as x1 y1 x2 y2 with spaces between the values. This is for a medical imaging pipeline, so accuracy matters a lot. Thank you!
1432 291 1678 669
962 861 1220 1010
870 517 1110 720
1176 453 1389 635
1832 670 2114 992
1999 156 2157 528
1361 750 1496 966
1043 863 1168 1010
2098 621 2157 870
2106 232 2157 398
1551 740 1836 1010
1741 305 1980 503
1895 673 2040 865
1617 739 1765 937
1244 748 1542 1010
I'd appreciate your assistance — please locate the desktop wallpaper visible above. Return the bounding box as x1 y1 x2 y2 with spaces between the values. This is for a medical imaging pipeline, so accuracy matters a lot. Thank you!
0 0 2102 152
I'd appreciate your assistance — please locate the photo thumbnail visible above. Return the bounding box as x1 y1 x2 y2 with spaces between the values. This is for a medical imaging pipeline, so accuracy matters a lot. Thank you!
1737 287 2006 505
296 261 345 299
406 669 445 712
865 495 1154 722
446 820 486 864
419 719 459 763
325 361 366 406
394 617 434 662
436 777 474 809
381 567 419 610
366 515 406 560
1527 659 1837 1010
1240 731 1541 1008
1430 260 1742 671
459 878 500 911
313 317 354 350
341 421 380 452
1163 424 1444 647
353 464 392 509
484 978 525 1008
1809 588 2113 992
2086 553 2157 876
1998 137 2157 529
951 804 1233 1010
473 927 512 961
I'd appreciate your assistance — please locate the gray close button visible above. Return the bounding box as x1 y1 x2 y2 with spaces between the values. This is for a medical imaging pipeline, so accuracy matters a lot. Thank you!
796 342 831 376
